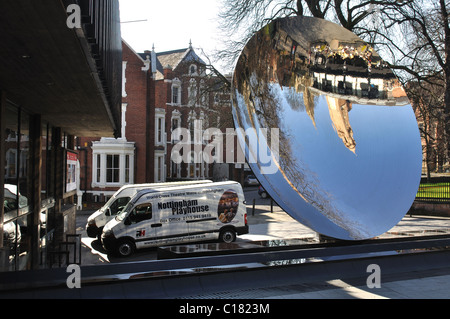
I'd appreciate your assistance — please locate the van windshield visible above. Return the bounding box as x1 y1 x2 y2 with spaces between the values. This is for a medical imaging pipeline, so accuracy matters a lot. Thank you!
116 201 133 221
100 195 117 212
110 197 131 215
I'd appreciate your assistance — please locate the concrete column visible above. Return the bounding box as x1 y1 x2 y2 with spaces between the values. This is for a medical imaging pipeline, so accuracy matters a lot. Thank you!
0 91 6 250
52 127 63 205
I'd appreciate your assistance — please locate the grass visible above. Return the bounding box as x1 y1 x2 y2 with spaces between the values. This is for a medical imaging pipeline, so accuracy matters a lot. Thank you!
416 183 450 200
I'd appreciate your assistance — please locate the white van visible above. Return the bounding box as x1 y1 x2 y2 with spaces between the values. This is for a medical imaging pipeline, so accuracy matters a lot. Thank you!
101 181 249 257
86 180 212 239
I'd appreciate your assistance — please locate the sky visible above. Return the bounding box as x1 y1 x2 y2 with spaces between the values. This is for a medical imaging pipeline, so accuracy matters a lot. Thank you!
119 0 225 70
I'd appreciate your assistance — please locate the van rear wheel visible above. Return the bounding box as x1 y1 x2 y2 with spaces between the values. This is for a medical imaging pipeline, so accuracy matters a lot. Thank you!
116 239 135 257
219 228 236 243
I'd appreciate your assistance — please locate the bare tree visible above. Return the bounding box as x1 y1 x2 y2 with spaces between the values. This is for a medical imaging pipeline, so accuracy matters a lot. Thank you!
409 76 446 179
215 0 401 68
365 1 450 168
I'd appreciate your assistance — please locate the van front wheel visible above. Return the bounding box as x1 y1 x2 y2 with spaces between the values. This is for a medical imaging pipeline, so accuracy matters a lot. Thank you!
116 239 135 257
219 229 236 243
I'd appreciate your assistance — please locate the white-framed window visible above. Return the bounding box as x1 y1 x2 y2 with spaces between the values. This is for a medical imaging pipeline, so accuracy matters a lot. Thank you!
125 154 131 184
171 111 181 143
95 154 101 184
189 64 197 75
155 109 166 145
157 118 163 143
172 78 181 105
171 161 181 179
106 154 120 184
92 138 135 188
155 153 165 182
189 120 195 143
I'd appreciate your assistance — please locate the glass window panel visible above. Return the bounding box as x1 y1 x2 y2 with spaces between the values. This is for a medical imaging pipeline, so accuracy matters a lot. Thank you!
106 154 119 183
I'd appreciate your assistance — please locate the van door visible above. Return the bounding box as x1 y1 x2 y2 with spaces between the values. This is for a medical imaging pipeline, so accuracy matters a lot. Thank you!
127 203 160 249
157 209 189 245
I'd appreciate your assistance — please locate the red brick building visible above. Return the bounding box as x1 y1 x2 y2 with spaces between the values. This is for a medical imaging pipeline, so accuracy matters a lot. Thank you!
77 40 240 208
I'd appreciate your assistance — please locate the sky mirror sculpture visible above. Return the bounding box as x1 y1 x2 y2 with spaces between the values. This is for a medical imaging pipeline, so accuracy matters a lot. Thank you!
231 16 422 240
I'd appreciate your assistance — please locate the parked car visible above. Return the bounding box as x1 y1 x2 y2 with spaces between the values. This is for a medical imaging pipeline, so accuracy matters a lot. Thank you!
258 185 270 199
244 175 259 186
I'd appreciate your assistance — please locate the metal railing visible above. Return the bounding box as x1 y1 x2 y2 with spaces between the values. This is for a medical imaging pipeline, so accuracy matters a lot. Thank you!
416 177 450 204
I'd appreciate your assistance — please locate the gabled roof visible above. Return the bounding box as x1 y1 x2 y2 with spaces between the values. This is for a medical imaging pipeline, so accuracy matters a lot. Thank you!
138 47 206 80
123 39 147 63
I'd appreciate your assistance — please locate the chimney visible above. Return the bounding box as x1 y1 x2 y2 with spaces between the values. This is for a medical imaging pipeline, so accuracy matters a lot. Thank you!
163 65 173 78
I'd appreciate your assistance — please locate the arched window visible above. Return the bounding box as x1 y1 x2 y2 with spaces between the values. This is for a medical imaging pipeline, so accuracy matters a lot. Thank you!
189 64 197 75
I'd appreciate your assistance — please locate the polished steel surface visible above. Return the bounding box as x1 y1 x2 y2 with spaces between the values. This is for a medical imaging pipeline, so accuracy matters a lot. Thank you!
231 16 422 240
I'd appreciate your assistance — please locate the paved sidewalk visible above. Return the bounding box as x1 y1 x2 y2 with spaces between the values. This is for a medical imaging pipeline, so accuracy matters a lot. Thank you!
235 204 450 299
265 274 450 299
225 197 450 299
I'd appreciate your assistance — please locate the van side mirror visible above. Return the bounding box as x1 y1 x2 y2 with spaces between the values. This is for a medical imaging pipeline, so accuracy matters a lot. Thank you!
105 207 111 217
124 217 131 226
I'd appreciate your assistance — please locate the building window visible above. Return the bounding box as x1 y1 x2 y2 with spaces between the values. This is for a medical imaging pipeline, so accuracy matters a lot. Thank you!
200 80 207 106
157 117 163 143
3 104 31 272
171 161 180 179
155 154 164 182
172 78 181 105
172 118 179 132
155 110 166 145
189 120 195 142
125 155 130 184
5 149 17 179
188 78 197 106
172 86 179 104
96 154 101 184
92 139 135 188
190 64 197 75
171 115 181 142
106 154 120 183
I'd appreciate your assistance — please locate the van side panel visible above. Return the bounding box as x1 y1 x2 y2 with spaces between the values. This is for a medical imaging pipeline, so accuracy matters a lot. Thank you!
135 183 247 248
105 182 249 254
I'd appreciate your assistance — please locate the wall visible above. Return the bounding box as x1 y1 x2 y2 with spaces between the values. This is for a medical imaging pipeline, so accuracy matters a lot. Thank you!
409 201 450 218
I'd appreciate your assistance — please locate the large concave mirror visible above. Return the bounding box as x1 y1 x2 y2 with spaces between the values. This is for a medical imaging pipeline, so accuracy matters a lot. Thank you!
231 16 422 240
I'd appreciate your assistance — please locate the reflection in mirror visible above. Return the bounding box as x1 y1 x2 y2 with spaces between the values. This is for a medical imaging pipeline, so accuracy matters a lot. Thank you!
232 16 422 240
